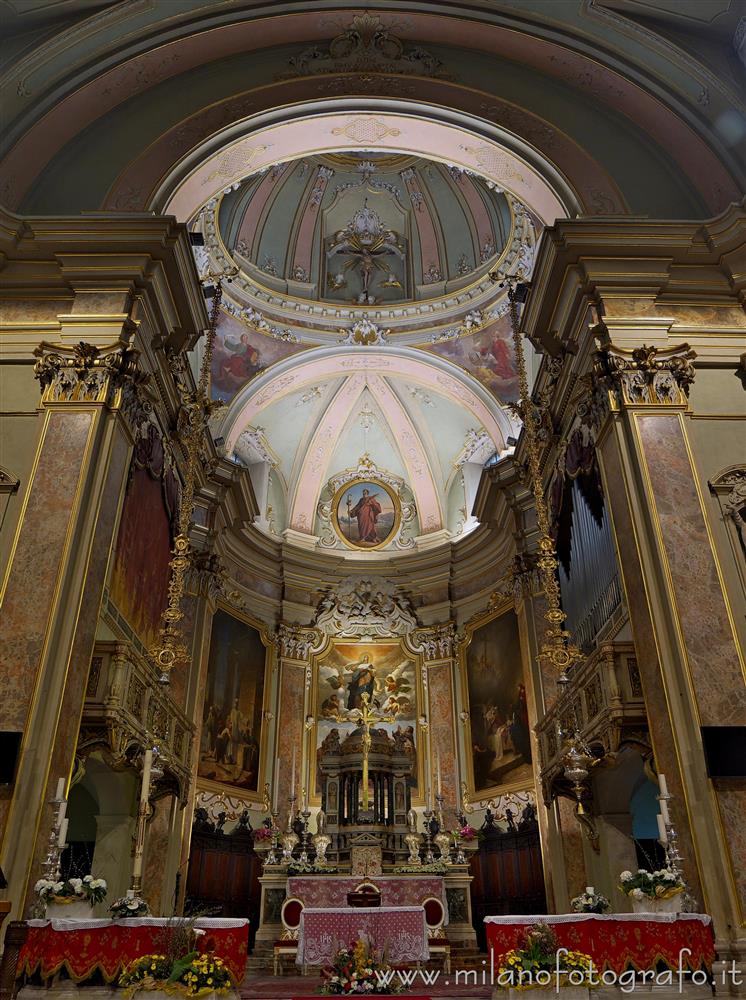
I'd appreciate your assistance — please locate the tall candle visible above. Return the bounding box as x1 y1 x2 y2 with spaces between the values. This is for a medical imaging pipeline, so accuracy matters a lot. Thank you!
436 752 442 797
140 748 153 808
656 813 668 844
658 773 668 798
57 817 68 848
272 756 280 812
55 777 65 802
290 747 296 797
659 797 670 825
57 800 67 825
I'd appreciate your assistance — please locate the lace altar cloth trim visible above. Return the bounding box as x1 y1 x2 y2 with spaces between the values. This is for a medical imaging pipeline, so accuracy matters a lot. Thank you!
18 918 249 983
288 875 448 924
484 914 715 973
297 906 429 966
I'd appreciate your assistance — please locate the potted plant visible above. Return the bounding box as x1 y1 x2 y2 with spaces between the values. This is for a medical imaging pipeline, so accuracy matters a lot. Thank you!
496 923 593 999
619 869 684 913
35 875 107 919
110 893 150 918
320 938 406 995
570 887 610 914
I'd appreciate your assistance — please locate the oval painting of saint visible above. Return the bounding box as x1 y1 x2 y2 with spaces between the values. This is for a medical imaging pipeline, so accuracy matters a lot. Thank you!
331 478 401 550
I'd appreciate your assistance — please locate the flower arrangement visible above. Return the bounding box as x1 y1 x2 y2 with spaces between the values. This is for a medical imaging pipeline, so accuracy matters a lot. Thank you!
618 868 684 900
497 924 593 990
252 826 274 843
320 938 405 995
393 861 448 874
35 875 107 906
451 824 481 842
119 951 232 997
110 894 150 918
287 861 338 875
570 886 610 914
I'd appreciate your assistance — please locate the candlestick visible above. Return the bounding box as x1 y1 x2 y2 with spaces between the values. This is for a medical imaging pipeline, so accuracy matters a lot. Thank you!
658 773 668 798
131 745 154 893
57 817 68 848
656 813 669 844
55 777 65 802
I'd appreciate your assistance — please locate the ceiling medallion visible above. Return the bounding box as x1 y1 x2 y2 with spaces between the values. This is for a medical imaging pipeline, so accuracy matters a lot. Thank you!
330 476 402 550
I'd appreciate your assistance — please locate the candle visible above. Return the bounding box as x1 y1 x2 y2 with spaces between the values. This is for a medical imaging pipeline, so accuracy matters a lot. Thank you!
659 797 670 825
272 756 280 812
657 813 669 844
57 817 68 848
658 773 668 798
585 886 594 895
436 752 442 797
55 777 65 802
290 747 296 797
57 800 67 825
427 786 433 811
140 748 153 807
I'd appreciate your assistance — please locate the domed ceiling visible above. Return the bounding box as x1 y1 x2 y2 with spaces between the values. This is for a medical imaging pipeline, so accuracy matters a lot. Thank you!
198 149 539 556
218 153 513 307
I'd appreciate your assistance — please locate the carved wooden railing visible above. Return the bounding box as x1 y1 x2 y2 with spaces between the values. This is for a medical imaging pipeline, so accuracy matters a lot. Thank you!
535 641 647 801
79 640 194 802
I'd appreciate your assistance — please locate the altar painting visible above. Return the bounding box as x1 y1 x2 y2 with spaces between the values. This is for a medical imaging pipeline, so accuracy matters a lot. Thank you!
464 609 532 795
198 608 268 795
314 641 419 795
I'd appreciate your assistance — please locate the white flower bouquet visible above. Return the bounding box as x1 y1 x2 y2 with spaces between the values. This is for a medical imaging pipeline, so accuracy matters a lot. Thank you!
110 894 150 918
35 874 108 905
571 886 610 913
619 868 683 900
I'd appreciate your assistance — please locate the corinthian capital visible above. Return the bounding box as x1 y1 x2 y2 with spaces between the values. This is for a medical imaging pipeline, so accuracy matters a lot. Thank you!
594 340 696 407
33 340 151 417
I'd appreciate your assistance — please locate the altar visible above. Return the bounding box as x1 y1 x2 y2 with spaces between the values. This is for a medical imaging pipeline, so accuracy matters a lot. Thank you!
297 906 429 967
287 874 448 919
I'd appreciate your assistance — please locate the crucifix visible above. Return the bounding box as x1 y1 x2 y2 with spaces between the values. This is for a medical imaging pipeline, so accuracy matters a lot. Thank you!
347 692 397 811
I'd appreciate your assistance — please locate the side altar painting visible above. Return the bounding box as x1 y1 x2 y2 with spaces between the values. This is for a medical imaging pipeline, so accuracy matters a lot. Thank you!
313 641 420 797
198 608 268 795
464 608 532 795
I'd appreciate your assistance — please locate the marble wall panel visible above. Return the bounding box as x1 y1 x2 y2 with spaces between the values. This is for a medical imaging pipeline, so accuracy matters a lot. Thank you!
714 780 746 923
22 421 131 911
276 661 305 815
637 414 746 726
427 661 458 818
597 431 703 903
557 795 587 900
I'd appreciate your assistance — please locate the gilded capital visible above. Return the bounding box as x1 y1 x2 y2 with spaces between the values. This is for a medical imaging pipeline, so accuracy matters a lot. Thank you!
33 340 151 418
593 339 696 408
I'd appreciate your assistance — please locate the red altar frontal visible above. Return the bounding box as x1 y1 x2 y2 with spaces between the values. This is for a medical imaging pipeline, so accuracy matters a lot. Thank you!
17 917 249 984
485 913 715 974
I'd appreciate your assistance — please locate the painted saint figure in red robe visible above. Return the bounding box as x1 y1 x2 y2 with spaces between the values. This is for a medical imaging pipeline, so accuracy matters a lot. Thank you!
349 488 382 543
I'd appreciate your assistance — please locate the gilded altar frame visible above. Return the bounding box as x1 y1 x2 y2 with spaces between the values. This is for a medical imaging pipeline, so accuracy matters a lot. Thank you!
307 635 426 807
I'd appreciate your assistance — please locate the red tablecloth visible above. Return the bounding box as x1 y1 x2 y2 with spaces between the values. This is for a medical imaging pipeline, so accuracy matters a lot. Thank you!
288 875 448 921
17 917 249 984
485 914 715 973
297 906 429 966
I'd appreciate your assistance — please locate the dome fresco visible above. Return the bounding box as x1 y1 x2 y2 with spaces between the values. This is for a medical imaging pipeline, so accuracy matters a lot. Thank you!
198 149 536 555
217 153 513 307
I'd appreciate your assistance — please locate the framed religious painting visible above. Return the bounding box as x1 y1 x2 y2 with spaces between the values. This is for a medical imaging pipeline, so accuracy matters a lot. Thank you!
197 606 272 800
309 639 424 806
331 478 401 550
461 605 533 799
